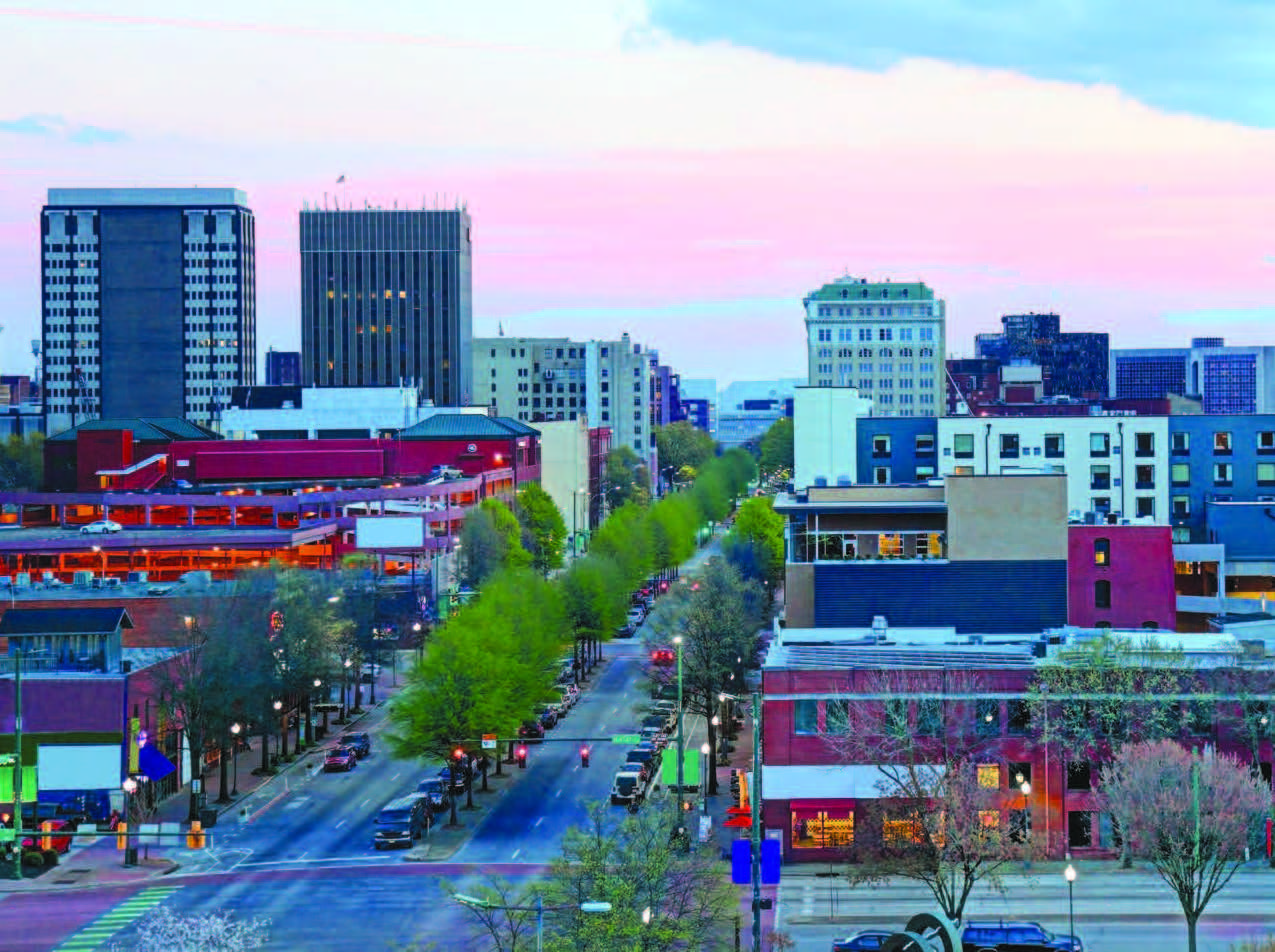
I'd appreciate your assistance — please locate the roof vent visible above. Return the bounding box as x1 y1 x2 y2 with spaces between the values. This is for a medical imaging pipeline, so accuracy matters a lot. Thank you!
871 615 887 643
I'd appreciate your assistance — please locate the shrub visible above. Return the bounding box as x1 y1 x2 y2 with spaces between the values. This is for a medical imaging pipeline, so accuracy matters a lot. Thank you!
42 848 59 867
21 851 44 869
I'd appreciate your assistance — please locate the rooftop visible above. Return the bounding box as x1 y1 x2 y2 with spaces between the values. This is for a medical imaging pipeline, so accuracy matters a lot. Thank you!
0 607 134 636
47 417 219 443
47 188 249 207
399 414 538 440
806 277 935 304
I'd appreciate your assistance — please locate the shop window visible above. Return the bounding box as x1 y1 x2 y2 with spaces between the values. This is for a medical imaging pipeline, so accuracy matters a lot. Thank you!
794 700 818 735
977 763 1001 788
916 699 943 736
975 699 1000 735
883 815 924 847
1067 761 1092 790
1068 811 1093 848
791 809 854 849
1007 701 1031 735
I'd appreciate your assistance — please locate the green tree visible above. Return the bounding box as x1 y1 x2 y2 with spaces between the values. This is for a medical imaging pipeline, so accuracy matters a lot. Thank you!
459 497 531 587
269 568 346 752
0 434 44 491
515 482 567 575
589 504 653 592
655 422 715 483
604 446 651 510
758 417 794 477
560 556 628 673
723 495 784 590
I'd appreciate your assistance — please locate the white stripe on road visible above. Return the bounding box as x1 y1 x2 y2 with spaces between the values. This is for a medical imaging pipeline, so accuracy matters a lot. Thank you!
534 817 544 828
555 788 563 798
334 819 346 829
359 798 370 809
512 848 521 859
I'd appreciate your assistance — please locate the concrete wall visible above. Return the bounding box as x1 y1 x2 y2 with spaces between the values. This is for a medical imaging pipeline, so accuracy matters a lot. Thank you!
946 474 1067 562
537 418 591 552
793 387 872 491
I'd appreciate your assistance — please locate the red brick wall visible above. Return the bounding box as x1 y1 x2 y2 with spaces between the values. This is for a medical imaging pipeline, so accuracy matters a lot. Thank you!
1068 525 1177 630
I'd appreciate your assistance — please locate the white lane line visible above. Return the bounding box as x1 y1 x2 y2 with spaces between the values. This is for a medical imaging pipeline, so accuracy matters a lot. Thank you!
534 817 544 828
392 771 401 781
297 851 309 859
555 788 564 798
512 848 522 860
359 798 371 809
334 819 347 829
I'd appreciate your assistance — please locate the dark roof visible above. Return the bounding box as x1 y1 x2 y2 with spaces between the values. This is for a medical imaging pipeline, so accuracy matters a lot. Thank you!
48 418 219 443
0 607 135 636
228 386 305 410
399 414 540 440
1215 612 1275 624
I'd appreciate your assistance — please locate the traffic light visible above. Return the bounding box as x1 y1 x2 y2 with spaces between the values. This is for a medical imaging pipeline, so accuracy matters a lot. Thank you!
116 822 128 851
580 746 590 768
186 820 205 849
516 746 528 769
453 747 465 762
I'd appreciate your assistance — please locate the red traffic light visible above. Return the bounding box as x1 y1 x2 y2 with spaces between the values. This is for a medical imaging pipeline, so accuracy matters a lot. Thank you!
517 746 527 757
453 748 465 760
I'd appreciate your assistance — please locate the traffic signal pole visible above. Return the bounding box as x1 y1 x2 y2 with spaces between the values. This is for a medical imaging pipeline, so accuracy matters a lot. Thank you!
8 652 22 880
750 690 761 952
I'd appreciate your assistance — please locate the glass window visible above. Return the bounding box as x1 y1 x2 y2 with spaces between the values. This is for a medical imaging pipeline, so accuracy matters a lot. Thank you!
1134 432 1154 457
953 434 974 459
915 433 935 453
1259 431 1275 453
791 809 854 849
1044 433 1064 458
1171 432 1190 454
1214 462 1233 485
1090 465 1111 490
1214 432 1232 453
1171 463 1190 485
1136 496 1155 518
916 699 943 736
1094 579 1111 609
1172 495 1190 517
882 815 924 847
1093 538 1110 566
976 699 1000 735
1135 464 1154 488
1259 463 1275 485
1007 702 1031 735
999 434 1020 459
873 435 891 456
977 763 1001 788
793 700 818 735
1089 433 1110 457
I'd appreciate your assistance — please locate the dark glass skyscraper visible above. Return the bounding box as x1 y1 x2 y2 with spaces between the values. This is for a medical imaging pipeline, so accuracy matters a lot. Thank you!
974 312 1108 398
300 206 473 407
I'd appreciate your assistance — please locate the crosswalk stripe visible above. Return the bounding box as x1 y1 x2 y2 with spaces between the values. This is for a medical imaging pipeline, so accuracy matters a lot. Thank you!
52 884 183 951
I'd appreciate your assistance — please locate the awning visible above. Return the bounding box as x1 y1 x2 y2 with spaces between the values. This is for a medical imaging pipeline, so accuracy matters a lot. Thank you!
788 799 857 810
138 744 176 782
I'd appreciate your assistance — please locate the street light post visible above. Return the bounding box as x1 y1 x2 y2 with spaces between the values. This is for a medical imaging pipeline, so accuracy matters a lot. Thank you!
272 699 283 765
1019 778 1032 870
1064 864 1076 941
674 635 685 817
121 777 138 867
722 689 764 952
452 894 612 952
229 722 241 797
700 742 711 814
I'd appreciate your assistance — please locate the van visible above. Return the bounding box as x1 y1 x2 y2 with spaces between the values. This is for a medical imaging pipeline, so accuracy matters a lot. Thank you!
373 794 431 849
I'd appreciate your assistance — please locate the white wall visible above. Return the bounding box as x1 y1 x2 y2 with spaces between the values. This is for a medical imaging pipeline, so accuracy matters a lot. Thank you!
936 415 1170 523
793 388 873 491
537 418 592 551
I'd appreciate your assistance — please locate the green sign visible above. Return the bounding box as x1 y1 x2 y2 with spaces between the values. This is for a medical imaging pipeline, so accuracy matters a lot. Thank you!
611 734 641 745
660 749 701 787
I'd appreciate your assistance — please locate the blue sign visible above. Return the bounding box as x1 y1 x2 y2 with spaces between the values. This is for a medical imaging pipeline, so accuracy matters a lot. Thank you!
761 838 781 884
731 839 750 885
138 744 177 781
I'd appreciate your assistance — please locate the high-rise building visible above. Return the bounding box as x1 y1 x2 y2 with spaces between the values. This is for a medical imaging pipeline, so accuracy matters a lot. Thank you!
974 312 1108 398
716 379 801 449
265 347 301 386
300 205 472 407
40 188 256 435
1111 338 1275 413
803 276 946 417
678 378 717 435
471 333 655 461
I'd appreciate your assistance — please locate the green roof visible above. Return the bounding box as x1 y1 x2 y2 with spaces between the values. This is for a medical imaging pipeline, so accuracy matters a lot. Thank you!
806 278 934 303
47 417 221 443
399 414 540 440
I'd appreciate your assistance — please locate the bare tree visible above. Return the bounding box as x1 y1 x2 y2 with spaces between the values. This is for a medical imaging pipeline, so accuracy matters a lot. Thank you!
1099 739 1270 952
446 875 537 952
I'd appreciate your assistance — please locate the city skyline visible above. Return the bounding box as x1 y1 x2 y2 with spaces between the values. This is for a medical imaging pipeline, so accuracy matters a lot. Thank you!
2 1 1273 390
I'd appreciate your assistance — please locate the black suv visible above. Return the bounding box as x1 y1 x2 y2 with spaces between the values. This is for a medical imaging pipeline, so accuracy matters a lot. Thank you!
962 921 1083 952
339 732 371 758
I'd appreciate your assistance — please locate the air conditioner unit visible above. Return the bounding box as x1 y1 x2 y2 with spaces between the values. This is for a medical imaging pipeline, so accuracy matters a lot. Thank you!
543 370 555 381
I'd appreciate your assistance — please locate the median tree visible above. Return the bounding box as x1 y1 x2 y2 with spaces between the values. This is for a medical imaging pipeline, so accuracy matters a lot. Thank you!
459 497 532 588
1098 739 1270 952
515 482 567 575
655 421 715 482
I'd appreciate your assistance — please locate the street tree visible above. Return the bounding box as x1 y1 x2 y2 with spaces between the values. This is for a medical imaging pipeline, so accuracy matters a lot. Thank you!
515 481 567 575
268 567 346 752
589 503 653 592
560 555 627 671
824 670 1028 922
722 495 784 591
446 875 537 952
655 421 715 481
758 417 794 477
109 907 270 952
647 493 698 577
1098 739 1270 952
645 558 764 795
604 446 651 510
459 497 531 587
0 434 43 491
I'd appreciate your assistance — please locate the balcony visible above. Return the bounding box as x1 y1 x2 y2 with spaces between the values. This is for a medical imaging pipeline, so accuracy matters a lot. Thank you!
791 528 947 563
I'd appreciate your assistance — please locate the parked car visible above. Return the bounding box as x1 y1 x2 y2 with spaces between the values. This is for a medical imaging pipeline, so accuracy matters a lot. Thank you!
626 606 646 627
323 746 358 772
647 699 677 718
536 705 558 730
639 724 668 747
518 719 545 741
832 932 892 952
961 921 1083 952
21 818 75 854
437 763 470 795
415 777 452 813
80 520 122 535
610 767 647 805
614 621 636 638
641 712 672 733
339 732 371 758
373 794 432 849
555 685 579 709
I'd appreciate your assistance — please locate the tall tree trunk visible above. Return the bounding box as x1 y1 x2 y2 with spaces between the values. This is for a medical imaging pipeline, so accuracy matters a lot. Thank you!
260 706 271 773
303 696 314 747
188 736 203 821
280 710 289 759
706 709 719 795
1186 913 1198 952
216 739 230 803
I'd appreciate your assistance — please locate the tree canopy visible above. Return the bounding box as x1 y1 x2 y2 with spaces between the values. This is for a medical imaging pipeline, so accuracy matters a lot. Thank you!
515 481 567 575
604 445 651 510
0 434 43 491
654 421 715 481
758 416 794 476
459 497 531 587
723 495 784 589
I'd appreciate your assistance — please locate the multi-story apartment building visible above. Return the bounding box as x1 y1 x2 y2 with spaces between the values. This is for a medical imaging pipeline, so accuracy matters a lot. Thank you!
265 348 302 386
300 205 472 407
804 276 945 417
40 188 257 435
471 333 655 462
1111 338 1275 413
935 415 1171 525
1161 414 1275 542
975 312 1109 399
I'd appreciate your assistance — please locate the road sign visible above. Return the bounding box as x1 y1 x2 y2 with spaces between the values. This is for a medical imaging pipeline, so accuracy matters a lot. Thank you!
611 734 641 745
481 734 497 750
314 703 340 713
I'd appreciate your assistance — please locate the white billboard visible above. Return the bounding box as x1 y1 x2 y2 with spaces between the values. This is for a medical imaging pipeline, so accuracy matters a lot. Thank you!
37 744 121 791
355 516 425 550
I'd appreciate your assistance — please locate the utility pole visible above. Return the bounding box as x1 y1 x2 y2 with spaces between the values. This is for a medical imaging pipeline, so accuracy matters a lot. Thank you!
675 635 685 819
751 689 761 952
9 652 22 880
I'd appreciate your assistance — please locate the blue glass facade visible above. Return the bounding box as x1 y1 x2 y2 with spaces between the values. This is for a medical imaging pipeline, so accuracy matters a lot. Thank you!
680 397 712 434
855 417 940 484
1201 354 1257 414
1113 354 1188 400
1165 414 1275 541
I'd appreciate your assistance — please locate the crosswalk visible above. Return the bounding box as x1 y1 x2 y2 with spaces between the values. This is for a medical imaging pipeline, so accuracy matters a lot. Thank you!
52 885 182 951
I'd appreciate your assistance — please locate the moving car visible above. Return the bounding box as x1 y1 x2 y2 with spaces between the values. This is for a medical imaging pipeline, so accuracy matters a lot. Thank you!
961 921 1084 952
373 794 432 849
614 621 636 638
649 648 675 667
339 732 371 758
832 932 892 951
626 606 646 628
610 767 647 805
415 777 452 813
323 746 358 772
79 520 122 535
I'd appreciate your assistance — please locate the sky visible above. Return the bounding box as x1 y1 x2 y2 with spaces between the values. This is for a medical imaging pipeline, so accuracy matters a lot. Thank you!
1 0 1273 389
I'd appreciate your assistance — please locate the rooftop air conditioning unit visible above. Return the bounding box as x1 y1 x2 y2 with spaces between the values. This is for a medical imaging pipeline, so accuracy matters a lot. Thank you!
871 616 888 643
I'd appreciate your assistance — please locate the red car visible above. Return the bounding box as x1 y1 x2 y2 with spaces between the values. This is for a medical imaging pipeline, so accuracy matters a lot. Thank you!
324 746 358 772
22 818 75 854
650 649 675 667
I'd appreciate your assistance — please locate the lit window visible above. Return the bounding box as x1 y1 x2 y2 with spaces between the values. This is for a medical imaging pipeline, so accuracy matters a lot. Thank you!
977 764 1001 788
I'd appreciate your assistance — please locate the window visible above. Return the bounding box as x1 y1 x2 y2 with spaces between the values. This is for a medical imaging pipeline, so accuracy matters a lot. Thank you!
794 700 818 735
1135 496 1154 518
1009 762 1032 787
975 699 1000 735
1093 538 1110 566
1171 432 1190 455
1007 701 1031 735
915 465 935 480
791 809 854 849
872 435 891 457
1094 579 1111 609
977 763 1001 788
999 433 1020 459
1089 433 1110 457
915 433 935 454
873 466 890 485
1067 762 1093 790
916 699 943 736
1068 811 1093 848
882 816 924 847
1171 463 1191 486
1172 495 1190 518
1134 432 1155 457
1135 464 1155 489
1090 465 1111 490
1214 431 1232 453
1259 431 1275 454
953 434 974 459
1213 462 1233 486
1259 463 1275 485
1044 433 1064 458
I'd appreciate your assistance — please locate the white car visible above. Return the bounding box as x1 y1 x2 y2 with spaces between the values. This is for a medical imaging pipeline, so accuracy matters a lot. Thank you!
80 520 122 535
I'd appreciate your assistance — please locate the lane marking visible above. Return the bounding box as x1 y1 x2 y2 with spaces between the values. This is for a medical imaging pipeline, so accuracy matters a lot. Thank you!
334 818 347 829
359 797 371 809
512 848 521 859
534 816 544 828
555 788 563 798
52 885 182 951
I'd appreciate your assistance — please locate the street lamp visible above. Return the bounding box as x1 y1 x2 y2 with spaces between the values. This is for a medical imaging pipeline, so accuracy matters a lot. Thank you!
1064 864 1076 942
229 722 241 796
700 742 711 814
340 658 353 722
272 699 283 765
673 635 685 816
121 777 139 866
723 689 764 952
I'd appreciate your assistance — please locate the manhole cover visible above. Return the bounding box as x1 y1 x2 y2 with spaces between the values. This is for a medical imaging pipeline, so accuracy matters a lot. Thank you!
54 877 80 884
